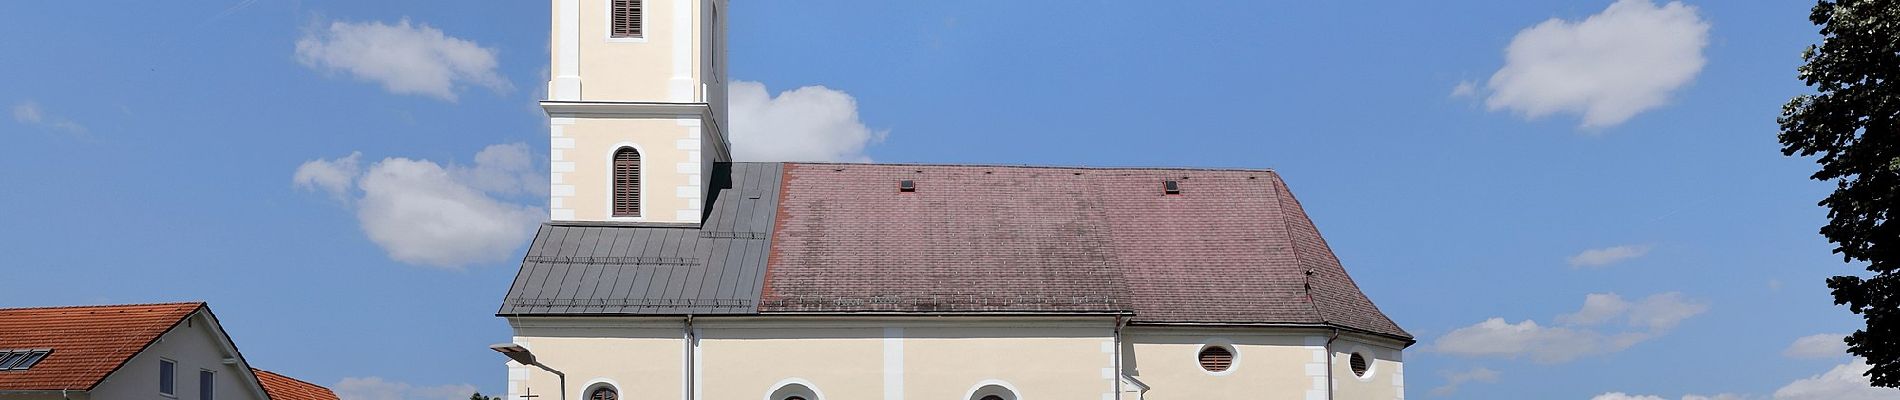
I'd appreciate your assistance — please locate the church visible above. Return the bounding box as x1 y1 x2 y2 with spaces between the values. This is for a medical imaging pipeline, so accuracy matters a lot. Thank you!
495 1 1410 399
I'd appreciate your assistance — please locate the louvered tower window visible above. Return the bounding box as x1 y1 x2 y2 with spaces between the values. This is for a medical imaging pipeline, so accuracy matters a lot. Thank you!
1198 345 1234 372
1349 352 1370 377
613 147 642 217
611 0 643 38
589 387 617 400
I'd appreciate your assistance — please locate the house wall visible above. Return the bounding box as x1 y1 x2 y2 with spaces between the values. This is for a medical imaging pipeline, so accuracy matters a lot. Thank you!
507 316 1407 400
550 116 706 222
1123 328 1406 400
89 311 267 400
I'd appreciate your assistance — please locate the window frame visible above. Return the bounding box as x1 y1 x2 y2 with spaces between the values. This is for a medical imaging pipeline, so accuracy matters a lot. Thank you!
159 358 178 397
607 145 646 220
1195 338 1241 376
605 0 648 43
199 369 215 400
1343 344 1379 382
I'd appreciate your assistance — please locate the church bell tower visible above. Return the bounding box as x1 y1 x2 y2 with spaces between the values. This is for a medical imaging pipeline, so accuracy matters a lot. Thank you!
543 0 729 223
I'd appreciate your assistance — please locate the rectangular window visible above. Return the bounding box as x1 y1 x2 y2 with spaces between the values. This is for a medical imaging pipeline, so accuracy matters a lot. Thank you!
199 370 214 400
611 0 643 38
159 359 176 396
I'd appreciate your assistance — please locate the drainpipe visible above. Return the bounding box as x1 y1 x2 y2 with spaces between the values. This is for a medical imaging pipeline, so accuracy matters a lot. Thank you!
1112 315 1126 400
684 315 697 400
1323 328 1340 400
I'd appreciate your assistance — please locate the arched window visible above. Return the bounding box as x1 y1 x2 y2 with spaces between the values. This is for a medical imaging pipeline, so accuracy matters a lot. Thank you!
612 147 641 217
767 380 820 400
589 386 617 400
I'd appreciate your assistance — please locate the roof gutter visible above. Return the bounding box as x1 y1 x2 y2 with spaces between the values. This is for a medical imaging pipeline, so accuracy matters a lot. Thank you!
0 390 69 397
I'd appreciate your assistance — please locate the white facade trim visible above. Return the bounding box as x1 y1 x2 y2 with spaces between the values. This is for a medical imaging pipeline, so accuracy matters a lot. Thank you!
1303 336 1328 400
963 379 1022 400
1345 343 1378 383
1197 337 1240 377
883 327 904 400
581 378 622 397
542 101 710 119
670 0 693 102
764 377 825 400
554 0 581 100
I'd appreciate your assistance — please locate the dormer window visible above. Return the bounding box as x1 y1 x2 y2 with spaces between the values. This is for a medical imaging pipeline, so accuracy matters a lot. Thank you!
611 0 644 39
613 147 642 217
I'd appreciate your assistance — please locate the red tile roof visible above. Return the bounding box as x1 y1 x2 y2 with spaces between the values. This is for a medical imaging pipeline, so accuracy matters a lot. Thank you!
760 163 1409 340
254 368 340 400
0 302 204 390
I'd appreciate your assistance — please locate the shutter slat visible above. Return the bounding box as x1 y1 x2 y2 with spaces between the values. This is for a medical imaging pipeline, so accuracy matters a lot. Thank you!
611 0 644 38
613 147 642 217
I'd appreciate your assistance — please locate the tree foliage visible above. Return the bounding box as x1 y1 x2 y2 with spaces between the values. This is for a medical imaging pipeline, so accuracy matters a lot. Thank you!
1780 0 1900 388
470 393 501 400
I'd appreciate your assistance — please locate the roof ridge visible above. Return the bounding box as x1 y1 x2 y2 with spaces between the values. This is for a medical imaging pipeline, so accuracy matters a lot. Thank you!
1265 174 1330 326
0 301 205 312
783 161 1278 173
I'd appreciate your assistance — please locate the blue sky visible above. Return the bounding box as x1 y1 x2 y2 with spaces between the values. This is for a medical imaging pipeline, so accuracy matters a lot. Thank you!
0 0 1885 399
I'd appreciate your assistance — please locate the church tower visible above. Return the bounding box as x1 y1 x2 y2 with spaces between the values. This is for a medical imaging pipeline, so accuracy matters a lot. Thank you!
543 0 729 223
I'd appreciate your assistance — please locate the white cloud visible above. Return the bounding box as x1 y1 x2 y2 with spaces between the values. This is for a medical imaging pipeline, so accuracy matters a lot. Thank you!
728 80 885 162
1451 81 1478 98
334 377 478 400
1559 292 1632 326
1569 245 1650 268
13 101 42 123
296 18 510 101
1484 0 1709 128
1432 317 1646 363
1592 394 1747 400
294 151 363 200
1434 292 1704 363
1623 292 1707 330
295 144 545 268
12 101 88 136
1593 394 1667 400
1586 359 1895 400
1783 334 1849 359
1430 367 1499 396
1774 359 1900 400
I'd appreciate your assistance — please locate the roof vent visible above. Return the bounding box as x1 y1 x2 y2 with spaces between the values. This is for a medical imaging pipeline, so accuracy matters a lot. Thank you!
899 180 916 192
1163 180 1181 195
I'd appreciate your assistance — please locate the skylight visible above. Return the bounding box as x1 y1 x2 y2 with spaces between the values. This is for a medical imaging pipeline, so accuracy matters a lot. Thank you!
0 349 52 371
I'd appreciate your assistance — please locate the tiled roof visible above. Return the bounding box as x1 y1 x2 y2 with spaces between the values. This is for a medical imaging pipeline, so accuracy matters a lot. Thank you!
254 369 340 400
760 163 1408 339
500 162 1410 341
0 302 203 390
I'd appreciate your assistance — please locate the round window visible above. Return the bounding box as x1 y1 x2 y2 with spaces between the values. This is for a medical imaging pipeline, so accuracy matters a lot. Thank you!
1198 345 1234 372
1349 352 1370 377
589 387 617 400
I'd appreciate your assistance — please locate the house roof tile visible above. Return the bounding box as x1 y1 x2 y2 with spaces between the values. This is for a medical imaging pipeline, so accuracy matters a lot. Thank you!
254 368 340 400
0 302 203 390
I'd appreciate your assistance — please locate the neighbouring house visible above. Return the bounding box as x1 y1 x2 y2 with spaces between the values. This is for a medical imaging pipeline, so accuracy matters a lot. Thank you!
0 303 337 400
498 1 1410 399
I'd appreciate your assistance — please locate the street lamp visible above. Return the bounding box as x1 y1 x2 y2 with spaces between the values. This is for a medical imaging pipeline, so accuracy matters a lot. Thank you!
491 343 566 400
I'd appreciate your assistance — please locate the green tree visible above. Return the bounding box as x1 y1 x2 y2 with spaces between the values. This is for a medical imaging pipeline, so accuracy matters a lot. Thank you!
1780 0 1900 387
470 393 501 400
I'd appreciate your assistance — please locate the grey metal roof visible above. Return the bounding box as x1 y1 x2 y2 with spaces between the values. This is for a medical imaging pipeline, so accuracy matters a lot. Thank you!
496 162 782 315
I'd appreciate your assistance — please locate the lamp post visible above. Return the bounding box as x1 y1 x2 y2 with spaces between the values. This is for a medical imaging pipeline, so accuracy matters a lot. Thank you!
490 343 566 400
